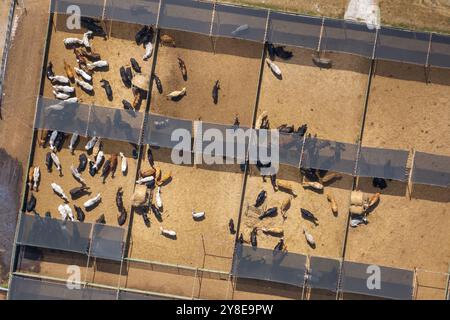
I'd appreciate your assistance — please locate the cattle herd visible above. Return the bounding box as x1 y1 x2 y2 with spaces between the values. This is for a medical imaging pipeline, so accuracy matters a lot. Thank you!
237 109 384 252
24 18 387 254
26 130 133 226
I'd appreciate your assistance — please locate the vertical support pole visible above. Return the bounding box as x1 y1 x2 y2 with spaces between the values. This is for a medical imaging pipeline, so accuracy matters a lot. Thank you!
301 262 308 300
191 268 199 300
263 9 270 44
209 0 216 54
425 33 433 84
316 17 325 53
156 0 163 29
53 0 58 32
407 149 415 200
85 104 92 138
101 0 111 39
372 29 379 78
83 223 96 286
193 120 202 168
412 267 418 300
371 28 379 61
335 258 344 300
298 133 307 183
445 264 450 300
225 273 232 300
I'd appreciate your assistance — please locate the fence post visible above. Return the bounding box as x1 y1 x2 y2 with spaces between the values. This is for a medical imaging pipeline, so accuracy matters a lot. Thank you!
412 267 418 300
407 149 415 200
209 0 216 54
316 17 325 53
191 268 199 299
156 0 163 29
445 264 450 300
425 33 432 84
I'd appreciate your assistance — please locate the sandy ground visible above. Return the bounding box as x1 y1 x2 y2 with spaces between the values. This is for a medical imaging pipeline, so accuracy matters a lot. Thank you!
128 147 244 272
43 17 155 111
348 61 450 285
363 62 450 155
27 135 137 228
346 179 450 281
241 165 351 259
413 269 449 300
150 29 262 127
379 0 450 34
0 0 49 285
220 0 450 33
122 260 233 299
257 47 369 144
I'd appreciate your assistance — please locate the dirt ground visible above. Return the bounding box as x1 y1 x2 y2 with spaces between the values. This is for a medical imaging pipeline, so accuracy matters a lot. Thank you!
43 16 155 111
240 165 351 259
257 47 369 144
363 62 450 155
122 260 234 299
343 54 450 300
0 0 49 286
128 147 244 272
346 178 450 275
413 269 449 300
150 29 262 127
27 135 137 228
220 0 450 34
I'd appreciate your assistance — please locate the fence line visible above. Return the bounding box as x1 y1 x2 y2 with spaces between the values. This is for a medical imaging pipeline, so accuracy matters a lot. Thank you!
8 2 450 300
33 96 450 189
10 271 190 300
0 0 17 114
49 0 450 69
125 256 229 277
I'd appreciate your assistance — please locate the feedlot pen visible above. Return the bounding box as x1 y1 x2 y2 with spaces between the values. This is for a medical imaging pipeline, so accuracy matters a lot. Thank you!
7 0 450 300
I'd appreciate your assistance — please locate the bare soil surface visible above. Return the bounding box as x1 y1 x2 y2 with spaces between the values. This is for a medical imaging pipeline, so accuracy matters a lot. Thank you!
363 62 450 155
0 0 49 285
150 29 262 127
128 147 244 272
241 165 352 259
346 179 450 274
257 47 369 144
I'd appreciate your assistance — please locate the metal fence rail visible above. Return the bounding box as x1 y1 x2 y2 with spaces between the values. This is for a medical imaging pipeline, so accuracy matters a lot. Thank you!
35 96 144 144
232 244 307 288
307 255 341 292
34 95 450 188
16 213 125 261
356 146 409 182
49 0 450 69
232 245 415 300
340 261 414 300
0 0 17 110
9 275 118 300
411 151 450 188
